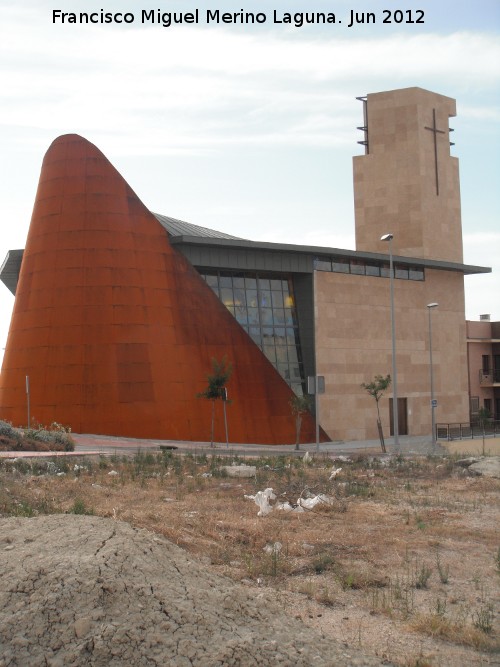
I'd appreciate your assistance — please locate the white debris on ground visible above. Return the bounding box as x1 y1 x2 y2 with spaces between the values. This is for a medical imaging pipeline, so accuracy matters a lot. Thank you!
329 466 342 480
263 542 282 555
302 451 312 464
245 488 335 516
223 465 257 478
244 488 276 516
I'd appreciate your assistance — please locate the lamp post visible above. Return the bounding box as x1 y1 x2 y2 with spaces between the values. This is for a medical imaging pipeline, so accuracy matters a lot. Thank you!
381 233 399 452
427 303 439 449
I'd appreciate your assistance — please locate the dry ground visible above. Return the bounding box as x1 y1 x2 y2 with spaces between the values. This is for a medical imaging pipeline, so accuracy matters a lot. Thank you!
1 450 499 667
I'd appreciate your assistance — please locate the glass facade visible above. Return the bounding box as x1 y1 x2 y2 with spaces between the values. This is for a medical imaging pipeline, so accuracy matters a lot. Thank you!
198 269 305 395
315 256 424 281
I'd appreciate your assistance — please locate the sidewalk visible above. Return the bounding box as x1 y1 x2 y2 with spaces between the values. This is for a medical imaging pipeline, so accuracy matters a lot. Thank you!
1 432 498 460
71 432 446 458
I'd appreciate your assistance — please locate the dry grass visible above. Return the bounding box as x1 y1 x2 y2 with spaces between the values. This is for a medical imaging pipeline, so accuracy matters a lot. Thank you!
1 450 499 666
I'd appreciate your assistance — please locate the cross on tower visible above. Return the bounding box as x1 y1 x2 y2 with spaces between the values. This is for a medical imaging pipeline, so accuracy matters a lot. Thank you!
424 108 446 196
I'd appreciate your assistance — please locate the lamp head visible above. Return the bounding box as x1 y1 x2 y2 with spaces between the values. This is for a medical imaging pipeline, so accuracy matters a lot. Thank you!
427 303 439 309
380 233 393 242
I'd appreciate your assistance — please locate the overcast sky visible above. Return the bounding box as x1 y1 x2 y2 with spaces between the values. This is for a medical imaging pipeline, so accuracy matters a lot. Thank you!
1 0 499 363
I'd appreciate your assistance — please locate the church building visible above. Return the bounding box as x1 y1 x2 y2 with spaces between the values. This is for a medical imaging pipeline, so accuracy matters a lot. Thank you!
0 87 490 444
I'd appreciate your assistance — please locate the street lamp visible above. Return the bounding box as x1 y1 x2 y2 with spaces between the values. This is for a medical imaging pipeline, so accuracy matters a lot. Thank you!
381 233 399 452
427 303 439 449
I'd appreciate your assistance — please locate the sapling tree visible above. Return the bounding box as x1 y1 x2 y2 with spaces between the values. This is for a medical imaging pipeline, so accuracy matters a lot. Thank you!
198 356 233 447
290 394 312 451
361 374 391 453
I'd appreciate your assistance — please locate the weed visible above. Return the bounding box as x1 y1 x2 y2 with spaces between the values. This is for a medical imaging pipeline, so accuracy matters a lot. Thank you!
434 597 447 617
472 602 494 634
414 561 432 589
494 546 500 575
312 553 335 574
68 498 93 515
436 551 450 584
415 514 426 530
14 500 35 517
340 571 359 590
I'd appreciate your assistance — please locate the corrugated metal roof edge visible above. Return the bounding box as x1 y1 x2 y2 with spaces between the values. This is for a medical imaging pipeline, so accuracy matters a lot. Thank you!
169 236 491 275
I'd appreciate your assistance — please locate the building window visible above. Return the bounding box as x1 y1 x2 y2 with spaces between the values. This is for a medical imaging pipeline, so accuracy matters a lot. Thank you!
395 265 409 280
331 257 350 273
198 268 305 394
318 256 425 281
482 355 490 373
409 267 424 281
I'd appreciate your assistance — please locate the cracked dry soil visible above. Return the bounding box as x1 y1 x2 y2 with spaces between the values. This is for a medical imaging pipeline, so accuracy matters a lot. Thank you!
0 515 387 666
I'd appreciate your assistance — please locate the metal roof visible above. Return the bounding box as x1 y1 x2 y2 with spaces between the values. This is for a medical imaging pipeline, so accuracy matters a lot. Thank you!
0 249 23 296
0 215 492 297
169 235 491 276
153 213 243 240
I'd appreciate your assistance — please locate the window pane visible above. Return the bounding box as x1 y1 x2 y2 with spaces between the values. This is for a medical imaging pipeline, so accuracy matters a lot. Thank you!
381 264 390 278
233 288 246 307
278 364 290 380
315 258 332 271
264 347 276 363
259 290 272 308
395 265 409 279
261 308 273 326
220 288 233 306
219 274 232 287
409 267 424 281
287 346 298 363
350 259 365 275
245 275 257 289
274 328 286 344
246 289 258 308
235 309 248 325
332 258 350 273
249 326 261 344
248 308 259 325
365 263 380 277
276 346 288 363
232 274 245 288
271 291 284 309
285 310 295 326
274 309 285 325
259 278 271 290
270 279 282 290
204 273 218 287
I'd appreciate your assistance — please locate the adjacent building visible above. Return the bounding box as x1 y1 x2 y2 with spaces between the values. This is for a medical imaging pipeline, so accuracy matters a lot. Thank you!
466 316 500 423
0 87 491 443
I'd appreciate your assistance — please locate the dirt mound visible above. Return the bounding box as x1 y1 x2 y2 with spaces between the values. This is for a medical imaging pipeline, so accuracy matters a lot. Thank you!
0 515 386 666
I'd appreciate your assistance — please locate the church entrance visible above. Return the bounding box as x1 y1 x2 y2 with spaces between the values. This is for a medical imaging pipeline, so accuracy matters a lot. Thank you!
389 398 408 436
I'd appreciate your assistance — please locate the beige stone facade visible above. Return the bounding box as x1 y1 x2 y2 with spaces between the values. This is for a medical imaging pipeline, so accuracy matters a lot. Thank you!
354 87 463 263
315 268 469 441
315 87 471 441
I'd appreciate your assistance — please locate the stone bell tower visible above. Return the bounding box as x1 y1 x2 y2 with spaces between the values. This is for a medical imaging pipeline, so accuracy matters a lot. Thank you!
353 87 463 263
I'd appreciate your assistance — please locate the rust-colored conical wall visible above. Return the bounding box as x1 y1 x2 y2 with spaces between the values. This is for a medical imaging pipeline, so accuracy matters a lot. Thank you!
0 135 318 444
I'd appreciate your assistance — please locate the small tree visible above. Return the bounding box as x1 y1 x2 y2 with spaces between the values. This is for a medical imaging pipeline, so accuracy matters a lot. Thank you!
290 394 312 451
198 356 233 447
477 406 491 456
361 374 391 453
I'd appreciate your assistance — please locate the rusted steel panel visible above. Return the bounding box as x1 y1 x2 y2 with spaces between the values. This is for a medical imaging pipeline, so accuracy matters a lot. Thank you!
0 134 319 444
